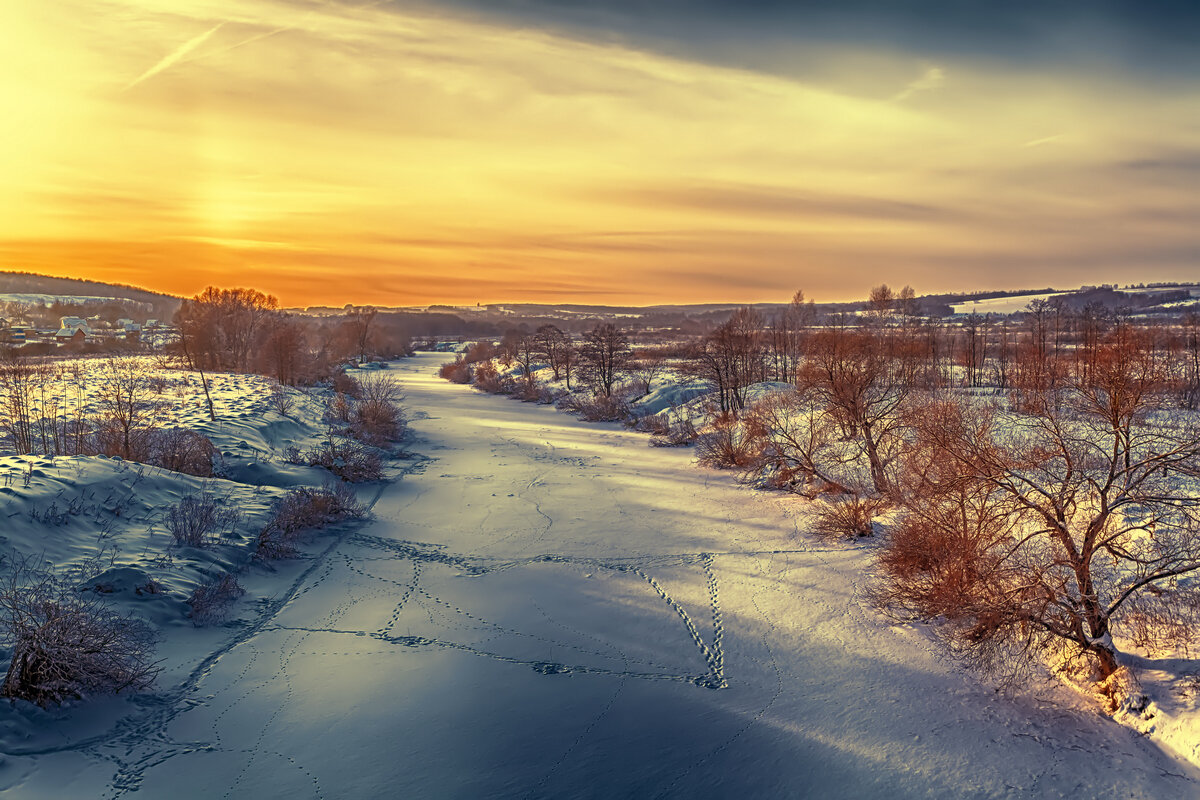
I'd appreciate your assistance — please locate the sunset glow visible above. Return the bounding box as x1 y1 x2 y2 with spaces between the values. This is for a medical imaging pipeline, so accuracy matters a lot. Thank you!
3 0 1198 306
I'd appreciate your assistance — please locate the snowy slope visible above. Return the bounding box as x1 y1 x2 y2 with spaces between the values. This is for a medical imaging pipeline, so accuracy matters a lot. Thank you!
2 353 1195 798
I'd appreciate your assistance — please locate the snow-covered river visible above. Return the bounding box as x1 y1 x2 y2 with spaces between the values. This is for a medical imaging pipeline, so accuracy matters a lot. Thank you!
12 353 1199 798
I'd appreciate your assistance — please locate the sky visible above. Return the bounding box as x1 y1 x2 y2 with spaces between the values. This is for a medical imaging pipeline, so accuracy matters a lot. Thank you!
2 0 1198 307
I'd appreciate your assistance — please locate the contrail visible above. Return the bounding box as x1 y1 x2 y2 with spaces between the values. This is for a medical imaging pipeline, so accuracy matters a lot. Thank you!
126 22 225 90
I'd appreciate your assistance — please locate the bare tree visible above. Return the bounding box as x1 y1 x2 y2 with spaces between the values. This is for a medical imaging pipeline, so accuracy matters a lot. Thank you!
689 308 764 414
0 353 35 454
799 328 909 495
340 306 378 365
578 323 630 398
880 333 1200 686
175 287 278 373
95 356 160 460
533 324 571 382
868 284 895 320
628 349 667 396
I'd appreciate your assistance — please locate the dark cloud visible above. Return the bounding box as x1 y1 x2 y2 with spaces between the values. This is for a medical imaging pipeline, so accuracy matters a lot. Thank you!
402 0 1200 80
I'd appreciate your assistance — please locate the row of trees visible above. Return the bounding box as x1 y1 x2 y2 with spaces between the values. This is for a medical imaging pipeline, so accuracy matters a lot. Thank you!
173 288 413 385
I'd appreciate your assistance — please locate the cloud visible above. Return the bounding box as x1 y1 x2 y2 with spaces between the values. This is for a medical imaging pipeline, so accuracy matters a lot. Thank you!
1023 134 1066 147
126 22 225 89
891 65 944 101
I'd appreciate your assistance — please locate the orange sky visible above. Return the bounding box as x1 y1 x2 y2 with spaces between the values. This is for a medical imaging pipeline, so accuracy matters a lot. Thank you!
2 1 1198 307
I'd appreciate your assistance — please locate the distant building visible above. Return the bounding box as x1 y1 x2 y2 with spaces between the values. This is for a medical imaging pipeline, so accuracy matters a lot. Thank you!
55 327 86 344
58 316 92 334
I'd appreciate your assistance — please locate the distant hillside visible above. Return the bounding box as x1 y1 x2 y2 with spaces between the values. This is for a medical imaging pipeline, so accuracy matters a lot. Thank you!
0 271 181 319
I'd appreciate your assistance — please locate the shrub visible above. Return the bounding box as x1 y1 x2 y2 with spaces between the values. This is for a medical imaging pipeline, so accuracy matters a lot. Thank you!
148 428 218 477
632 413 672 436
187 573 245 625
0 555 160 706
650 416 699 448
472 361 512 394
439 359 472 384
351 374 406 445
695 416 761 469
331 371 362 399
326 392 355 424
164 491 241 547
288 436 383 482
572 394 631 423
813 496 886 540
462 341 496 364
269 382 295 415
255 484 366 559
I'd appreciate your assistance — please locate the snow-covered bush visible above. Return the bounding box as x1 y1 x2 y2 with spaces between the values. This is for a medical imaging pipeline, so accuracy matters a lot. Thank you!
562 393 631 423
350 374 406 445
147 428 218 478
0 555 160 706
649 416 699 448
439 359 471 384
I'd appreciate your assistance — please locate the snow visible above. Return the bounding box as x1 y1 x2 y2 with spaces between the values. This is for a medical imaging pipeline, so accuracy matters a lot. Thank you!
949 292 1070 315
0 293 130 307
1 353 1198 797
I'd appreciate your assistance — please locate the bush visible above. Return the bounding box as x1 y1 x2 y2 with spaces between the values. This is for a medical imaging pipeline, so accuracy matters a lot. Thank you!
351 374 406 445
164 491 242 547
462 341 496 364
331 371 362 399
0 555 160 706
187 573 245 625
269 382 295 415
472 361 512 394
256 484 366 559
439 359 472 384
287 436 383 482
147 428 218 477
650 416 699 448
570 394 631 422
695 416 761 469
813 496 886 540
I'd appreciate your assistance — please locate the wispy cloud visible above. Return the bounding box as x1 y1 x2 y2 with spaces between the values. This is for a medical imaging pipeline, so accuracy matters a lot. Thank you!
1023 134 1066 148
891 66 945 102
126 22 225 90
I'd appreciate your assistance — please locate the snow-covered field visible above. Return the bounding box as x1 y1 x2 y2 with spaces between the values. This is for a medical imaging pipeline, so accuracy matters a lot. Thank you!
949 292 1069 315
2 353 1196 798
